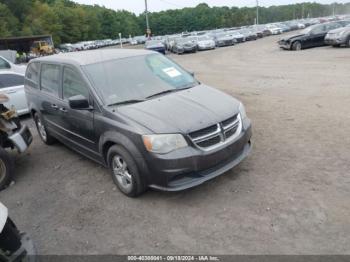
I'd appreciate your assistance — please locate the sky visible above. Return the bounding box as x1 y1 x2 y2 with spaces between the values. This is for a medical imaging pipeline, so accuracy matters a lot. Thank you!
74 0 350 14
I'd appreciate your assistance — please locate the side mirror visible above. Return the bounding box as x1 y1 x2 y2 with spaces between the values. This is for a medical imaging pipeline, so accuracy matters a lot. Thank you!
189 71 195 77
68 95 91 110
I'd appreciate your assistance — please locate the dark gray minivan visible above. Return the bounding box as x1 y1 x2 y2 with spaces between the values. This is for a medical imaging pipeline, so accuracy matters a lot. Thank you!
24 49 252 197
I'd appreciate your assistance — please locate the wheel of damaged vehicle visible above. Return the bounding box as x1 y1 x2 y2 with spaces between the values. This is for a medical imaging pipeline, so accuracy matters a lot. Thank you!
107 145 146 197
34 113 55 145
0 147 14 190
292 41 302 51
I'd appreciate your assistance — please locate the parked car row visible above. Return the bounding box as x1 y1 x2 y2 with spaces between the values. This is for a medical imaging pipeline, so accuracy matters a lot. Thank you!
145 18 321 55
278 20 350 50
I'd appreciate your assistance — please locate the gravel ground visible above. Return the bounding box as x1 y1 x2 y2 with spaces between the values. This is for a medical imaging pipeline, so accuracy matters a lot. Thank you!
1 32 350 255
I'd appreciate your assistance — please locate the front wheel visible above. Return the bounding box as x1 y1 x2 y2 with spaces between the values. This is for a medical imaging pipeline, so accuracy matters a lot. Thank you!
0 147 14 191
107 145 146 197
292 41 302 51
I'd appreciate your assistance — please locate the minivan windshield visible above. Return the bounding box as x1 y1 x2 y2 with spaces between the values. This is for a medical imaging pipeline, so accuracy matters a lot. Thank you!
83 53 197 106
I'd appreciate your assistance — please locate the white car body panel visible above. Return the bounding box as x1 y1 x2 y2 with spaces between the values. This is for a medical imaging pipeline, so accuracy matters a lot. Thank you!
0 56 26 74
3 84 29 115
0 71 29 115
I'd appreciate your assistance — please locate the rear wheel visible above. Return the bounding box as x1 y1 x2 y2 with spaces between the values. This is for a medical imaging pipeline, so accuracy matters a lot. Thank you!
107 145 146 197
0 147 14 191
34 113 55 145
292 41 302 51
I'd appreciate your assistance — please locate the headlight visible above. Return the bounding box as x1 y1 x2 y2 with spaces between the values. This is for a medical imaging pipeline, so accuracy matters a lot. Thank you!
239 102 247 119
142 134 188 154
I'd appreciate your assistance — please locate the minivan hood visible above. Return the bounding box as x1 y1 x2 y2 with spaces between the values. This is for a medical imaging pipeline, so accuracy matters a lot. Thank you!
116 85 240 134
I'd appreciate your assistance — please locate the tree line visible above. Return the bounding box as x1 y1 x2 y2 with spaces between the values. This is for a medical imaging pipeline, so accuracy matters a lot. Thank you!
0 0 349 44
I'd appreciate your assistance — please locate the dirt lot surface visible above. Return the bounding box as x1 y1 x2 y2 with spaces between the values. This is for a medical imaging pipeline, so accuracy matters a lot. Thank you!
1 33 350 255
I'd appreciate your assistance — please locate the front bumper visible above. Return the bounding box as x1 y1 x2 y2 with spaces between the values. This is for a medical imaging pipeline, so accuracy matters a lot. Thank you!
278 41 291 50
8 125 33 153
147 123 252 191
198 45 215 50
183 46 197 52
324 38 344 45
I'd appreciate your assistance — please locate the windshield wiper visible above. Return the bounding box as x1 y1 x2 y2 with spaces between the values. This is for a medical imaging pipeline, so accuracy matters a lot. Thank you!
146 89 181 99
108 99 146 107
146 84 196 99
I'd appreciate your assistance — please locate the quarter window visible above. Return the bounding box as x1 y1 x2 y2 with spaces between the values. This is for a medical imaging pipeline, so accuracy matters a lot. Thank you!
40 64 60 96
63 67 89 99
25 62 40 88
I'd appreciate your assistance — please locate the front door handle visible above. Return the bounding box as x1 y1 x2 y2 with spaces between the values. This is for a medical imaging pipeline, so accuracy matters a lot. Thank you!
6 90 17 94
51 104 58 110
59 107 67 113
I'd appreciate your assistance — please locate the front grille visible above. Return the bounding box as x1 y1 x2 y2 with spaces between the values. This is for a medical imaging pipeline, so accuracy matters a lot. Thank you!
189 124 218 139
188 114 242 151
197 135 221 148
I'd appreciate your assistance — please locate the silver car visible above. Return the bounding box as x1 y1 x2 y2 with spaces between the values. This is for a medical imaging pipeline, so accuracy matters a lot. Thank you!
196 35 216 50
0 71 28 115
325 24 350 47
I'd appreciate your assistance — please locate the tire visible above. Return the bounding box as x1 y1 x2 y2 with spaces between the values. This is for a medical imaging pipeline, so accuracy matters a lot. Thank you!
0 147 14 191
346 36 350 48
107 145 146 197
292 41 302 51
34 113 55 145
332 44 340 48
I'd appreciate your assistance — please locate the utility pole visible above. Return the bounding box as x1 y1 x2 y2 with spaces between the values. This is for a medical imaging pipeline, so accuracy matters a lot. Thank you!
256 0 259 25
145 0 151 38
333 3 336 17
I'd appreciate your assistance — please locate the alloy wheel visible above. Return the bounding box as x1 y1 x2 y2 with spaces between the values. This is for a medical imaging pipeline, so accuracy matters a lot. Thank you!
36 117 47 142
112 155 133 193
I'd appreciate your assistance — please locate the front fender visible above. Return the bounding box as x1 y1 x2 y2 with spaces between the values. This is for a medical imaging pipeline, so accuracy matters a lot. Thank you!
99 131 151 183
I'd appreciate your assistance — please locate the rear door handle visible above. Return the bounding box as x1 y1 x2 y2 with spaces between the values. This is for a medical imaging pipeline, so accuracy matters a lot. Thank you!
51 104 58 110
59 107 67 113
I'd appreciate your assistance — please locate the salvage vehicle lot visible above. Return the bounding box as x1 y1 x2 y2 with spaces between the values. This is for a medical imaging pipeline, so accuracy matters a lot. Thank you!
1 32 350 254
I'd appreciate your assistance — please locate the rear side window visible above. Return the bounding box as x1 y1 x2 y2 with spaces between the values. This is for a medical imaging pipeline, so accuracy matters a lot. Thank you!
40 64 60 96
25 62 40 88
312 25 325 34
0 74 24 88
62 67 89 99
0 58 11 70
